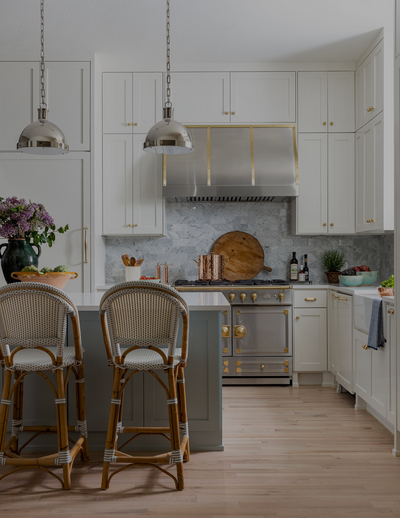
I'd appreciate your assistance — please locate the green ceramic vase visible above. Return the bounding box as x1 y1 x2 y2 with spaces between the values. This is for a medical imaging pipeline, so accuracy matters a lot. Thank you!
0 240 41 284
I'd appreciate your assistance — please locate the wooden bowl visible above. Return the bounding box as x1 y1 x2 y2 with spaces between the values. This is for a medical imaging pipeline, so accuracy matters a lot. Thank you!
11 271 78 290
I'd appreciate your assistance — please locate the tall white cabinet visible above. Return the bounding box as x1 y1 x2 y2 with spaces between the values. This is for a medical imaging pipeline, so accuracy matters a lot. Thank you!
102 73 164 236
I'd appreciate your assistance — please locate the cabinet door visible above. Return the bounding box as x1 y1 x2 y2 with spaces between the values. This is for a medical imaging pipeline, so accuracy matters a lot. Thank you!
335 295 353 393
353 329 371 402
328 133 355 234
0 62 39 151
172 72 230 124
355 65 364 131
46 62 90 150
132 135 164 236
132 73 162 133
103 73 132 133
102 134 133 235
386 306 396 425
355 129 368 232
231 72 295 123
361 40 384 127
327 72 355 132
370 346 388 418
0 153 91 292
328 292 337 375
297 72 327 132
293 308 327 372
296 134 328 234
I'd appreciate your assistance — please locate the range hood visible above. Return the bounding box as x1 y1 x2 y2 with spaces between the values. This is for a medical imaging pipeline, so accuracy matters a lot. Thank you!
163 125 299 202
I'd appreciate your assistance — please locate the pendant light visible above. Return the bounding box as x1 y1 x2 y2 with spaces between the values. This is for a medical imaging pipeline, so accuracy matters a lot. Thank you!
17 1 69 154
143 0 193 155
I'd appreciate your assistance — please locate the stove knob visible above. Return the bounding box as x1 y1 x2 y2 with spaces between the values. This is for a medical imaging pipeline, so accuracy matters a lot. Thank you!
229 293 236 302
278 292 285 301
240 293 247 302
251 293 257 302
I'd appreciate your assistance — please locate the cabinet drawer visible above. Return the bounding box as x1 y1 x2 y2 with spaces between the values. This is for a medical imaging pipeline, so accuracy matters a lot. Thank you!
224 357 292 377
294 290 327 308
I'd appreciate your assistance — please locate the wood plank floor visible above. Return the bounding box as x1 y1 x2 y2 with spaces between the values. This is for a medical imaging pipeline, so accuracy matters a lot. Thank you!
0 386 399 517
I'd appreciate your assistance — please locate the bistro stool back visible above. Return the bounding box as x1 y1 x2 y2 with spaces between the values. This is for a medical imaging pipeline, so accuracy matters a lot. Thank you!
99 281 189 490
0 282 89 489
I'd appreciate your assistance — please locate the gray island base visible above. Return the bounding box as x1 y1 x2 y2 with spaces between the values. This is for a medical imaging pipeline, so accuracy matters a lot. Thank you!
3 291 229 453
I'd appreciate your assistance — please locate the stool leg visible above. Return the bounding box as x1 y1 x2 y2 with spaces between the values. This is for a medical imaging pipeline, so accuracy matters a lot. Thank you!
101 366 123 490
55 369 71 490
11 371 22 454
168 367 184 490
0 368 13 454
178 365 190 462
75 363 89 462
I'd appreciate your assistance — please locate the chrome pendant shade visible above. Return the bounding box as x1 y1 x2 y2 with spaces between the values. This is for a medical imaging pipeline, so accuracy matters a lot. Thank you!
17 1 69 155
144 0 193 155
143 107 194 155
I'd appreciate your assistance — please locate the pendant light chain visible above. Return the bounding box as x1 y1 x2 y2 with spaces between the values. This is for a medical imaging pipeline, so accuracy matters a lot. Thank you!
40 0 46 108
166 0 172 108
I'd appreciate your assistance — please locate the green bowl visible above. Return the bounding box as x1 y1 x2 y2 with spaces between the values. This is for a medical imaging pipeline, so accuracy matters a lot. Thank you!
338 275 363 287
356 271 378 286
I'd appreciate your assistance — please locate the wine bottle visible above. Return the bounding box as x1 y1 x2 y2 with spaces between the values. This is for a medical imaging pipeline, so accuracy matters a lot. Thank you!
290 252 298 281
304 254 309 282
298 265 305 282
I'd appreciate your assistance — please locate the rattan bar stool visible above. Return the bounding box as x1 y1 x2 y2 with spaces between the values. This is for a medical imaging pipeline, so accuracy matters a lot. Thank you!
100 281 190 490
0 282 89 489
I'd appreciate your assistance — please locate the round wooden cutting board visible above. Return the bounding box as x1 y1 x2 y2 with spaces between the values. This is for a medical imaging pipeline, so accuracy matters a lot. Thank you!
211 231 272 281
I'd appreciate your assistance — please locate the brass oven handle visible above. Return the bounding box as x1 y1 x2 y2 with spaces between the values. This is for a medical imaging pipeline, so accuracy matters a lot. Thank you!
337 297 348 301
234 325 247 339
304 297 317 301
84 226 89 263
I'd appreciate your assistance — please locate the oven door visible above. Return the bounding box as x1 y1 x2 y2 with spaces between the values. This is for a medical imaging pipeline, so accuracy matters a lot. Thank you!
233 305 292 356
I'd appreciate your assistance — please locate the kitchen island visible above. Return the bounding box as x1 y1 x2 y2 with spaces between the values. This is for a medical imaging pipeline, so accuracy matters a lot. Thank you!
3 291 229 452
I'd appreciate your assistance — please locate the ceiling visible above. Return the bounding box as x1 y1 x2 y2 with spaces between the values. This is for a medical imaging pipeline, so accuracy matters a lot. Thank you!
0 0 394 67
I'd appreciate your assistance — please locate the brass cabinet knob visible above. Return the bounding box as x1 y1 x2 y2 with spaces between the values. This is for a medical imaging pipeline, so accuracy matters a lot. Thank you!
236 309 241 315
240 293 247 302
261 364 265 370
362 344 369 350
224 111 229 115
323 223 327 226
134 224 138 227
229 293 235 302
367 106 374 112
221 325 231 338
367 219 370 223
231 111 236 115
330 122 334 125
234 325 247 338
134 123 138 126
323 122 327 125
370 219 374 222
296 316 300 320
127 224 131 227
388 309 395 315
330 223 334 226
251 293 257 302
278 292 285 301
223 347 228 354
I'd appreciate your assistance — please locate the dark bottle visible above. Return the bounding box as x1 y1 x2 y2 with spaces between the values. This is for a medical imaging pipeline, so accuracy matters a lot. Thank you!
304 254 309 282
290 252 298 281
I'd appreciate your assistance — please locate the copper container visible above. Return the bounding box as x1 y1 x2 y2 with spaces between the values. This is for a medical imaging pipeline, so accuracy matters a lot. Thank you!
194 254 229 281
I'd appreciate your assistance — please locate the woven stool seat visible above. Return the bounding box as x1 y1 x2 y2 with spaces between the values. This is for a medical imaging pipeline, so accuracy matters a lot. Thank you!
12 346 85 372
120 347 181 371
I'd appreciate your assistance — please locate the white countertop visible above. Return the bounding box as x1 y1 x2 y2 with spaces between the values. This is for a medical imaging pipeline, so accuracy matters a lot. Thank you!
70 291 230 312
293 283 383 297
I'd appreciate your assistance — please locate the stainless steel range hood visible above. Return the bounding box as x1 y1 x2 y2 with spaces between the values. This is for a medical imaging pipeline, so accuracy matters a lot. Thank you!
163 125 299 202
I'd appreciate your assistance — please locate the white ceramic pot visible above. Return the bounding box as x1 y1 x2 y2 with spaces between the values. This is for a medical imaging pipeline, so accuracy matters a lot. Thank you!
125 266 141 282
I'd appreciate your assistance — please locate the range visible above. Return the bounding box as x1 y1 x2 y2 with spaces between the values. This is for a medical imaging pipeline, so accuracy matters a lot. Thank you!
174 279 293 385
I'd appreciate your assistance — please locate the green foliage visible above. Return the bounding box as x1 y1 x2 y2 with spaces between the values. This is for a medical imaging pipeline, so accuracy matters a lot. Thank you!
381 275 394 288
25 224 69 248
320 249 346 272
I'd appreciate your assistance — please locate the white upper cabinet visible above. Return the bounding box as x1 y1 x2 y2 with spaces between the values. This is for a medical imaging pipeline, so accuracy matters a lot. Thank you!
103 134 164 236
45 62 90 151
103 72 162 133
230 72 295 123
298 71 354 132
171 72 230 124
356 40 384 130
356 113 387 233
294 133 354 235
0 63 39 151
170 72 295 124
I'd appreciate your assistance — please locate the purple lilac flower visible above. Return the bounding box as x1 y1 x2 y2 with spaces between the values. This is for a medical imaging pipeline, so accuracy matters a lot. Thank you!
0 197 56 240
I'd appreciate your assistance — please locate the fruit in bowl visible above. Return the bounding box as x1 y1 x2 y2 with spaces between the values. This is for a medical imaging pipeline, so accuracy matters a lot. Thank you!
338 275 363 287
356 271 378 286
140 276 161 283
12 266 78 290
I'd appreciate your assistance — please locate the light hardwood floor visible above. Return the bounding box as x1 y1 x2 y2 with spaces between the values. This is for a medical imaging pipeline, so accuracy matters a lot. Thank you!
0 386 399 517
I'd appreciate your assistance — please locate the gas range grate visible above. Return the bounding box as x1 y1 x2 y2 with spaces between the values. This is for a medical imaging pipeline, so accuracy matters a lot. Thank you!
174 279 289 287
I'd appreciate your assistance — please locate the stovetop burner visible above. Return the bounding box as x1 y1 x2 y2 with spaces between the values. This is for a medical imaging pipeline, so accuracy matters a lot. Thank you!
174 278 289 287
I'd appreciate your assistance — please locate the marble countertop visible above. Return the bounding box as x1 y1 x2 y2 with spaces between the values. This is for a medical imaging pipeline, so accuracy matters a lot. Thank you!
70 291 230 312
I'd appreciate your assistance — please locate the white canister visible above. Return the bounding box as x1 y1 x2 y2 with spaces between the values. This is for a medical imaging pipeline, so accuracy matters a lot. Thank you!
125 266 142 282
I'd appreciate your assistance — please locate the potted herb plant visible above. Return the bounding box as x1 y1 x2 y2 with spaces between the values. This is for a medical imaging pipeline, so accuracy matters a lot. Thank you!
0 196 68 284
321 249 346 284
378 275 394 297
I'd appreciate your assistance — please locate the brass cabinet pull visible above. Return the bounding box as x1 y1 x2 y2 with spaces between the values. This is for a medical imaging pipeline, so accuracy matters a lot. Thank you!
234 325 247 339
331 293 337 299
84 226 89 263
284 348 289 353
337 297 348 301
330 122 334 125
222 325 231 338
231 111 236 115
127 123 131 126
222 310 228 315
370 219 374 223
284 361 289 366
127 223 132 227
261 364 265 370
134 123 138 126
224 111 229 115
283 309 289 315
323 223 327 226
296 316 300 320
304 297 317 301
134 224 138 227
330 223 334 226
388 309 395 315
323 122 327 125
362 344 369 350
367 106 374 112
236 348 242 354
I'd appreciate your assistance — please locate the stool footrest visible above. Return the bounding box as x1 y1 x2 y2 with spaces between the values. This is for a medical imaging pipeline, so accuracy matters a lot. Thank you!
120 426 170 434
